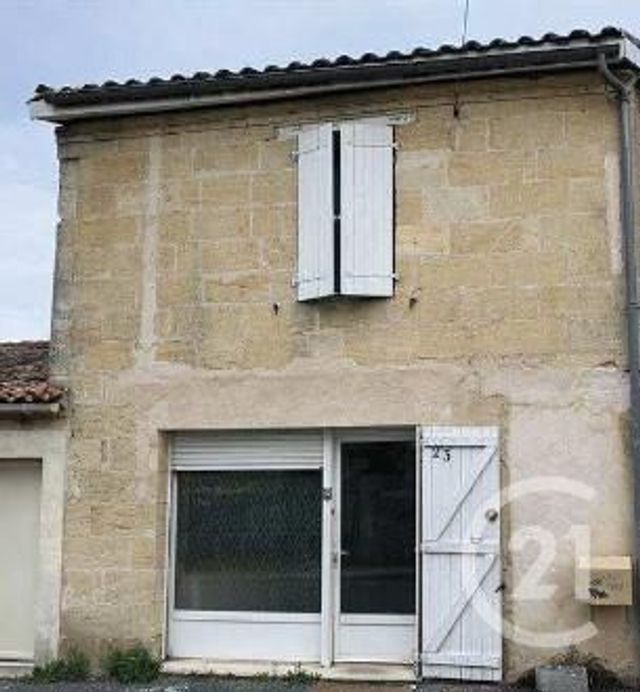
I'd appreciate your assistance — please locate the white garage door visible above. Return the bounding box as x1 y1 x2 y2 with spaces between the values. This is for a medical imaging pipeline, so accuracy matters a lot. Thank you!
0 461 41 661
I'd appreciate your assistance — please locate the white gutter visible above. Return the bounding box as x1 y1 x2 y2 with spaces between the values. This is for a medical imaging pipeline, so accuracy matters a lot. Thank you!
0 402 62 417
29 82 374 122
622 35 640 68
30 38 636 124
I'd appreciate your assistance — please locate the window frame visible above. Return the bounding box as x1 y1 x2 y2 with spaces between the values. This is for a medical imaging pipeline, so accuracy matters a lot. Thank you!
282 113 413 302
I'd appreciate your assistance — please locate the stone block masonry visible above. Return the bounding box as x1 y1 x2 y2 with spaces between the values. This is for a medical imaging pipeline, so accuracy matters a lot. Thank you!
50 71 635 679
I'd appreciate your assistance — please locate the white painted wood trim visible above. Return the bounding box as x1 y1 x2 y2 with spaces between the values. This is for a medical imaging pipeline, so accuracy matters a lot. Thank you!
421 541 499 554
160 438 173 661
332 434 342 643
0 651 33 662
167 472 178 649
339 614 414 625
321 429 335 667
173 611 320 623
414 425 422 674
422 653 501 668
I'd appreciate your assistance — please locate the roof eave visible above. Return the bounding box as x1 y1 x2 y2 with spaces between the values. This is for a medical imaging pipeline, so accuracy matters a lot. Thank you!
30 38 637 124
0 402 63 418
621 32 640 67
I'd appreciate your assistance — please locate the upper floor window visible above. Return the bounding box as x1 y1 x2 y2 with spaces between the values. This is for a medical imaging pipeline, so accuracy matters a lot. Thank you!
295 119 395 301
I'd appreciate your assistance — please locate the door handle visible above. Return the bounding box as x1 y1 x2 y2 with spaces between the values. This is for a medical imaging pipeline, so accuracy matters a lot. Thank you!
485 508 499 523
332 549 350 565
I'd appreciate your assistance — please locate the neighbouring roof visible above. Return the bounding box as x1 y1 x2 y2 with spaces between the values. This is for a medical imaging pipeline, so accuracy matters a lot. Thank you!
0 341 64 405
29 27 640 123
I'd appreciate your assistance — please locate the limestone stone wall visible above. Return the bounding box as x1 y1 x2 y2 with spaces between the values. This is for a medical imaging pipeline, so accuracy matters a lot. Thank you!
50 71 635 677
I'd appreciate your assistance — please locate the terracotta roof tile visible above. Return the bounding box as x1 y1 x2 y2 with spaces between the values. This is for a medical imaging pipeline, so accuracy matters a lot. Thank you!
0 341 64 404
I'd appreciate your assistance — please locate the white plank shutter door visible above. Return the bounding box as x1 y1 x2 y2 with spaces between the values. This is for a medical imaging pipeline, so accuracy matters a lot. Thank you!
420 426 501 682
297 124 335 301
340 121 394 297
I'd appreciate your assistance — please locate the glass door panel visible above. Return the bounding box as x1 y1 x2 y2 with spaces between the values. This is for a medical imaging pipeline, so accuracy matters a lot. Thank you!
335 437 416 663
340 441 416 615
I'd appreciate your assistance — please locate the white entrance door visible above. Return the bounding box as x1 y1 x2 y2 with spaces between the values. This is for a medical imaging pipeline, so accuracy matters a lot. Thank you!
333 433 416 663
419 427 501 682
0 461 41 661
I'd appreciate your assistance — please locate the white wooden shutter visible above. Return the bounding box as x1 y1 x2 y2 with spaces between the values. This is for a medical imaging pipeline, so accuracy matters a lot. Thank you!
340 121 394 297
296 124 335 301
420 426 501 682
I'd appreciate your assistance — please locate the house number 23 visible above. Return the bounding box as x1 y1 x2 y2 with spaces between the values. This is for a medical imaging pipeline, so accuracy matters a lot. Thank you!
431 446 452 462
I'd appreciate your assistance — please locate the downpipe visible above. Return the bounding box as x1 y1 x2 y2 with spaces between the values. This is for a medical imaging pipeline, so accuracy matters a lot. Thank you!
598 53 640 642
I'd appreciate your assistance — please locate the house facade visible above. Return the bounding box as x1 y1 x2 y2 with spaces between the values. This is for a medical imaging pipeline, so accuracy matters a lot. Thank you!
22 27 640 681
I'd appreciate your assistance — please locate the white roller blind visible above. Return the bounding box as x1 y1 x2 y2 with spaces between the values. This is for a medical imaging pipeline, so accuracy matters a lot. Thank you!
296 124 335 301
172 430 324 469
340 121 394 297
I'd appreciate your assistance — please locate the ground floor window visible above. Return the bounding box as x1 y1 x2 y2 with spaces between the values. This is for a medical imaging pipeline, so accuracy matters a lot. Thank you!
168 429 418 664
175 470 322 612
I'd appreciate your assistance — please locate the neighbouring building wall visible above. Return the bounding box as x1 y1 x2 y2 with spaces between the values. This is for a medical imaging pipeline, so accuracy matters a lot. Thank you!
51 71 635 678
634 88 640 273
0 419 67 663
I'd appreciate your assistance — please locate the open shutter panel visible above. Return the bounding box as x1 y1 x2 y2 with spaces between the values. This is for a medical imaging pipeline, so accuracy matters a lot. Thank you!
420 426 502 682
296 124 335 301
340 121 394 297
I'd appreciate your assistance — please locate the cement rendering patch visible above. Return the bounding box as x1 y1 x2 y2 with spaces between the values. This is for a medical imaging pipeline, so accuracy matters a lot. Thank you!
535 665 588 692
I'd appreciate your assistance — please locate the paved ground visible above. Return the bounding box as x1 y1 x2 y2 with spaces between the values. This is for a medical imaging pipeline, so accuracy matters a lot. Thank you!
0 678 533 692
3 671 637 690
0 680 631 691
